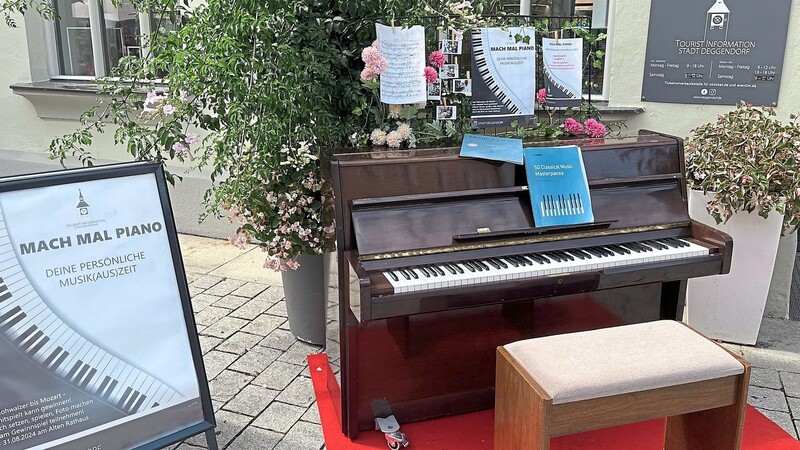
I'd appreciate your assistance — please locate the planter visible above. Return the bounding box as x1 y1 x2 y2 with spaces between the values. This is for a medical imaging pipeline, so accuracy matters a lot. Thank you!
282 252 331 346
686 190 783 345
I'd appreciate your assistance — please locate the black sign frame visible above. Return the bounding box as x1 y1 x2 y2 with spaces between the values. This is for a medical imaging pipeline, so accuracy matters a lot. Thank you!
0 162 217 450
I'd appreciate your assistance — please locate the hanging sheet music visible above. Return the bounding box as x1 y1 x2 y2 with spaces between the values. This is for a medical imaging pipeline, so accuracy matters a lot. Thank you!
0 163 214 450
376 24 427 105
470 27 536 128
542 38 583 107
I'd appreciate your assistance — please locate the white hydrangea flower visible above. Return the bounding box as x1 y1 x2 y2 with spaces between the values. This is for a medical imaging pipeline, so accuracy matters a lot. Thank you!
370 128 387 146
386 131 403 148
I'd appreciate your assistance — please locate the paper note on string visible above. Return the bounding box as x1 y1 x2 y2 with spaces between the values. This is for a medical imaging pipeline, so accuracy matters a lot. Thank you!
376 23 427 105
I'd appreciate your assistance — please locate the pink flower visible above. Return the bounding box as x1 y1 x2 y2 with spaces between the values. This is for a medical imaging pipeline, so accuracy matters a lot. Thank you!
584 118 607 138
361 67 378 81
424 66 438 83
693 171 706 181
172 142 188 153
361 45 388 74
429 51 445 68
162 104 175 115
563 117 584 134
145 90 160 106
185 132 200 145
536 88 547 105
742 174 753 184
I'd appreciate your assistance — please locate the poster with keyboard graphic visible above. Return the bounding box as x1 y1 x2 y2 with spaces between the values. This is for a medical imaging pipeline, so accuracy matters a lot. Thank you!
470 27 536 128
524 146 594 227
0 163 214 449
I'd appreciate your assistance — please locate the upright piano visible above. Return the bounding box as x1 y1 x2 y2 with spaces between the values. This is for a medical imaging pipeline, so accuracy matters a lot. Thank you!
329 131 733 438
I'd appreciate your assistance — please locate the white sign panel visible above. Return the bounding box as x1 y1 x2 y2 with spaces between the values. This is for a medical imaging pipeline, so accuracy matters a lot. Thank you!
0 163 213 450
376 23 427 105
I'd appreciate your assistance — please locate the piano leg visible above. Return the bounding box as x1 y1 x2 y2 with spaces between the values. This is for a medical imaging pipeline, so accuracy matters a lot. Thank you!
660 280 688 321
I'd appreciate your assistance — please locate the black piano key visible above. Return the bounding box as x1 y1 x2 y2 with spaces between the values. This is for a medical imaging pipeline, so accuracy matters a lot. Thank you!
0 306 24 330
66 361 83 381
585 247 604 257
452 264 464 274
398 269 411 280
462 261 476 272
567 250 586 260
73 364 90 384
152 402 160 408
419 266 431 277
28 334 49 355
407 268 419 279
556 251 574 261
475 260 490 271
444 265 457 275
658 238 680 248
426 265 440 277
131 393 147 413
0 290 10 303
14 325 37 345
21 330 44 352
433 265 445 276
529 254 547 264
387 271 398 282
51 349 69 370
522 255 539 265
493 258 508 269
508 256 526 266
122 391 140 412
543 252 562 262
117 386 134 409
97 375 112 396
637 242 654 252
648 240 669 250
674 238 691 248
504 257 519 267
619 243 641 253
104 380 119 399
486 259 501 269
80 368 97 389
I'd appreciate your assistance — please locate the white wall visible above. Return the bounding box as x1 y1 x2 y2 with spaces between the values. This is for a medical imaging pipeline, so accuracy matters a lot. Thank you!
607 0 800 135
0 13 233 238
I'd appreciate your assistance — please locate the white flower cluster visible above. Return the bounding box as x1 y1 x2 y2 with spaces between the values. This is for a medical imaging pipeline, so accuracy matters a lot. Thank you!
370 122 414 149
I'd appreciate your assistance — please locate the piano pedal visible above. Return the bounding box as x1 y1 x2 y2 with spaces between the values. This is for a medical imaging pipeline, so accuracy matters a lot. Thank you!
375 415 409 449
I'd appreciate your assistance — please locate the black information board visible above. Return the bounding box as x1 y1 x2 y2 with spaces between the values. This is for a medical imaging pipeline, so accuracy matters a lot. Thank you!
641 0 792 106
0 163 215 450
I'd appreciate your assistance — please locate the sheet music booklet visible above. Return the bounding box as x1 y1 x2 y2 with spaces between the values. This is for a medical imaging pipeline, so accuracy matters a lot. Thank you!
524 145 594 227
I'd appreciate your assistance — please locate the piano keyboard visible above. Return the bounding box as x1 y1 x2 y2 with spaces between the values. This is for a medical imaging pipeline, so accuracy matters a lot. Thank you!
0 214 181 415
383 238 710 294
541 193 585 217
471 29 524 115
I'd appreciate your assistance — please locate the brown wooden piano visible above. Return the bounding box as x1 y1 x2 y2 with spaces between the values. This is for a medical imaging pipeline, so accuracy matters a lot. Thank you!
328 130 733 438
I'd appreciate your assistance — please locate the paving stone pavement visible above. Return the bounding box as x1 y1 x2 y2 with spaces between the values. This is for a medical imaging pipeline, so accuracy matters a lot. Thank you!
171 235 799 449
171 270 333 450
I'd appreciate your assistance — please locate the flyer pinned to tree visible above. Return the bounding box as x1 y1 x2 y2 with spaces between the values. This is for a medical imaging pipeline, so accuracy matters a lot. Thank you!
376 24 427 105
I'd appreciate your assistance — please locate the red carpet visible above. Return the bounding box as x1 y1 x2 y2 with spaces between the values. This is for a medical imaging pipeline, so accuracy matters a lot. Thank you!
308 354 800 450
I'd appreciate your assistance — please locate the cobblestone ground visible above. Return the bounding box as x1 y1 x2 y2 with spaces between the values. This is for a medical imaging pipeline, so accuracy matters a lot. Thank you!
171 273 799 450
172 272 338 450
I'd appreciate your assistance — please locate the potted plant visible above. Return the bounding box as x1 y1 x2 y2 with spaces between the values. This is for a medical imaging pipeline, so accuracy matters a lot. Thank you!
684 102 800 344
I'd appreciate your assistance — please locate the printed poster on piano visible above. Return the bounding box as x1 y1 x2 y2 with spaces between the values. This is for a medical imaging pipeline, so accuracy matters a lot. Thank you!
470 27 536 128
0 164 209 449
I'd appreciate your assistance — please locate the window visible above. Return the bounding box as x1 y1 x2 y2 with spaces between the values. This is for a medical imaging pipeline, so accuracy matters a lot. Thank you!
50 0 177 79
520 0 612 99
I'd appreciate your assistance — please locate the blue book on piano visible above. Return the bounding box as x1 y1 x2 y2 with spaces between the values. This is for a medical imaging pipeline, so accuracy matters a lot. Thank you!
460 134 524 165
524 145 594 227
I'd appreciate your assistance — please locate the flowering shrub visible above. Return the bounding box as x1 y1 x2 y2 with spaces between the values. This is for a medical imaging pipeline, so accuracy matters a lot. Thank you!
224 140 332 271
685 102 800 232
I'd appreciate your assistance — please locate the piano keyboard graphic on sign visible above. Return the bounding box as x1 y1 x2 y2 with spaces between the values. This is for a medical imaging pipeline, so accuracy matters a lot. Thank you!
0 213 181 415
543 69 580 102
471 29 523 115
540 193 585 217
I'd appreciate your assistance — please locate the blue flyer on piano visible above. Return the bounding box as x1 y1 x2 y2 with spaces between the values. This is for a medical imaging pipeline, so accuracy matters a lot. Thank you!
524 145 594 227
460 133 524 165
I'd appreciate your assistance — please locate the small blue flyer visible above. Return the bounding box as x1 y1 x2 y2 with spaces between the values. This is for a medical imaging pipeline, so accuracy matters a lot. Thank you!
524 145 594 227
459 134 524 165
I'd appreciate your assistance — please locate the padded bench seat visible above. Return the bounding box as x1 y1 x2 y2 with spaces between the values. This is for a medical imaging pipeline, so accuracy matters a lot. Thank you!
495 320 751 450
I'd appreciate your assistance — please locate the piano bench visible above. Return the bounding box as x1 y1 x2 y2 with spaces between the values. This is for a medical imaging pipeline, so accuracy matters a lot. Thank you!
494 320 751 450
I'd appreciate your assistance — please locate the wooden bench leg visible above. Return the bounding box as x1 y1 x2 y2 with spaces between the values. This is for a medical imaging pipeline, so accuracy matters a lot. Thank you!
664 371 750 450
495 348 551 450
